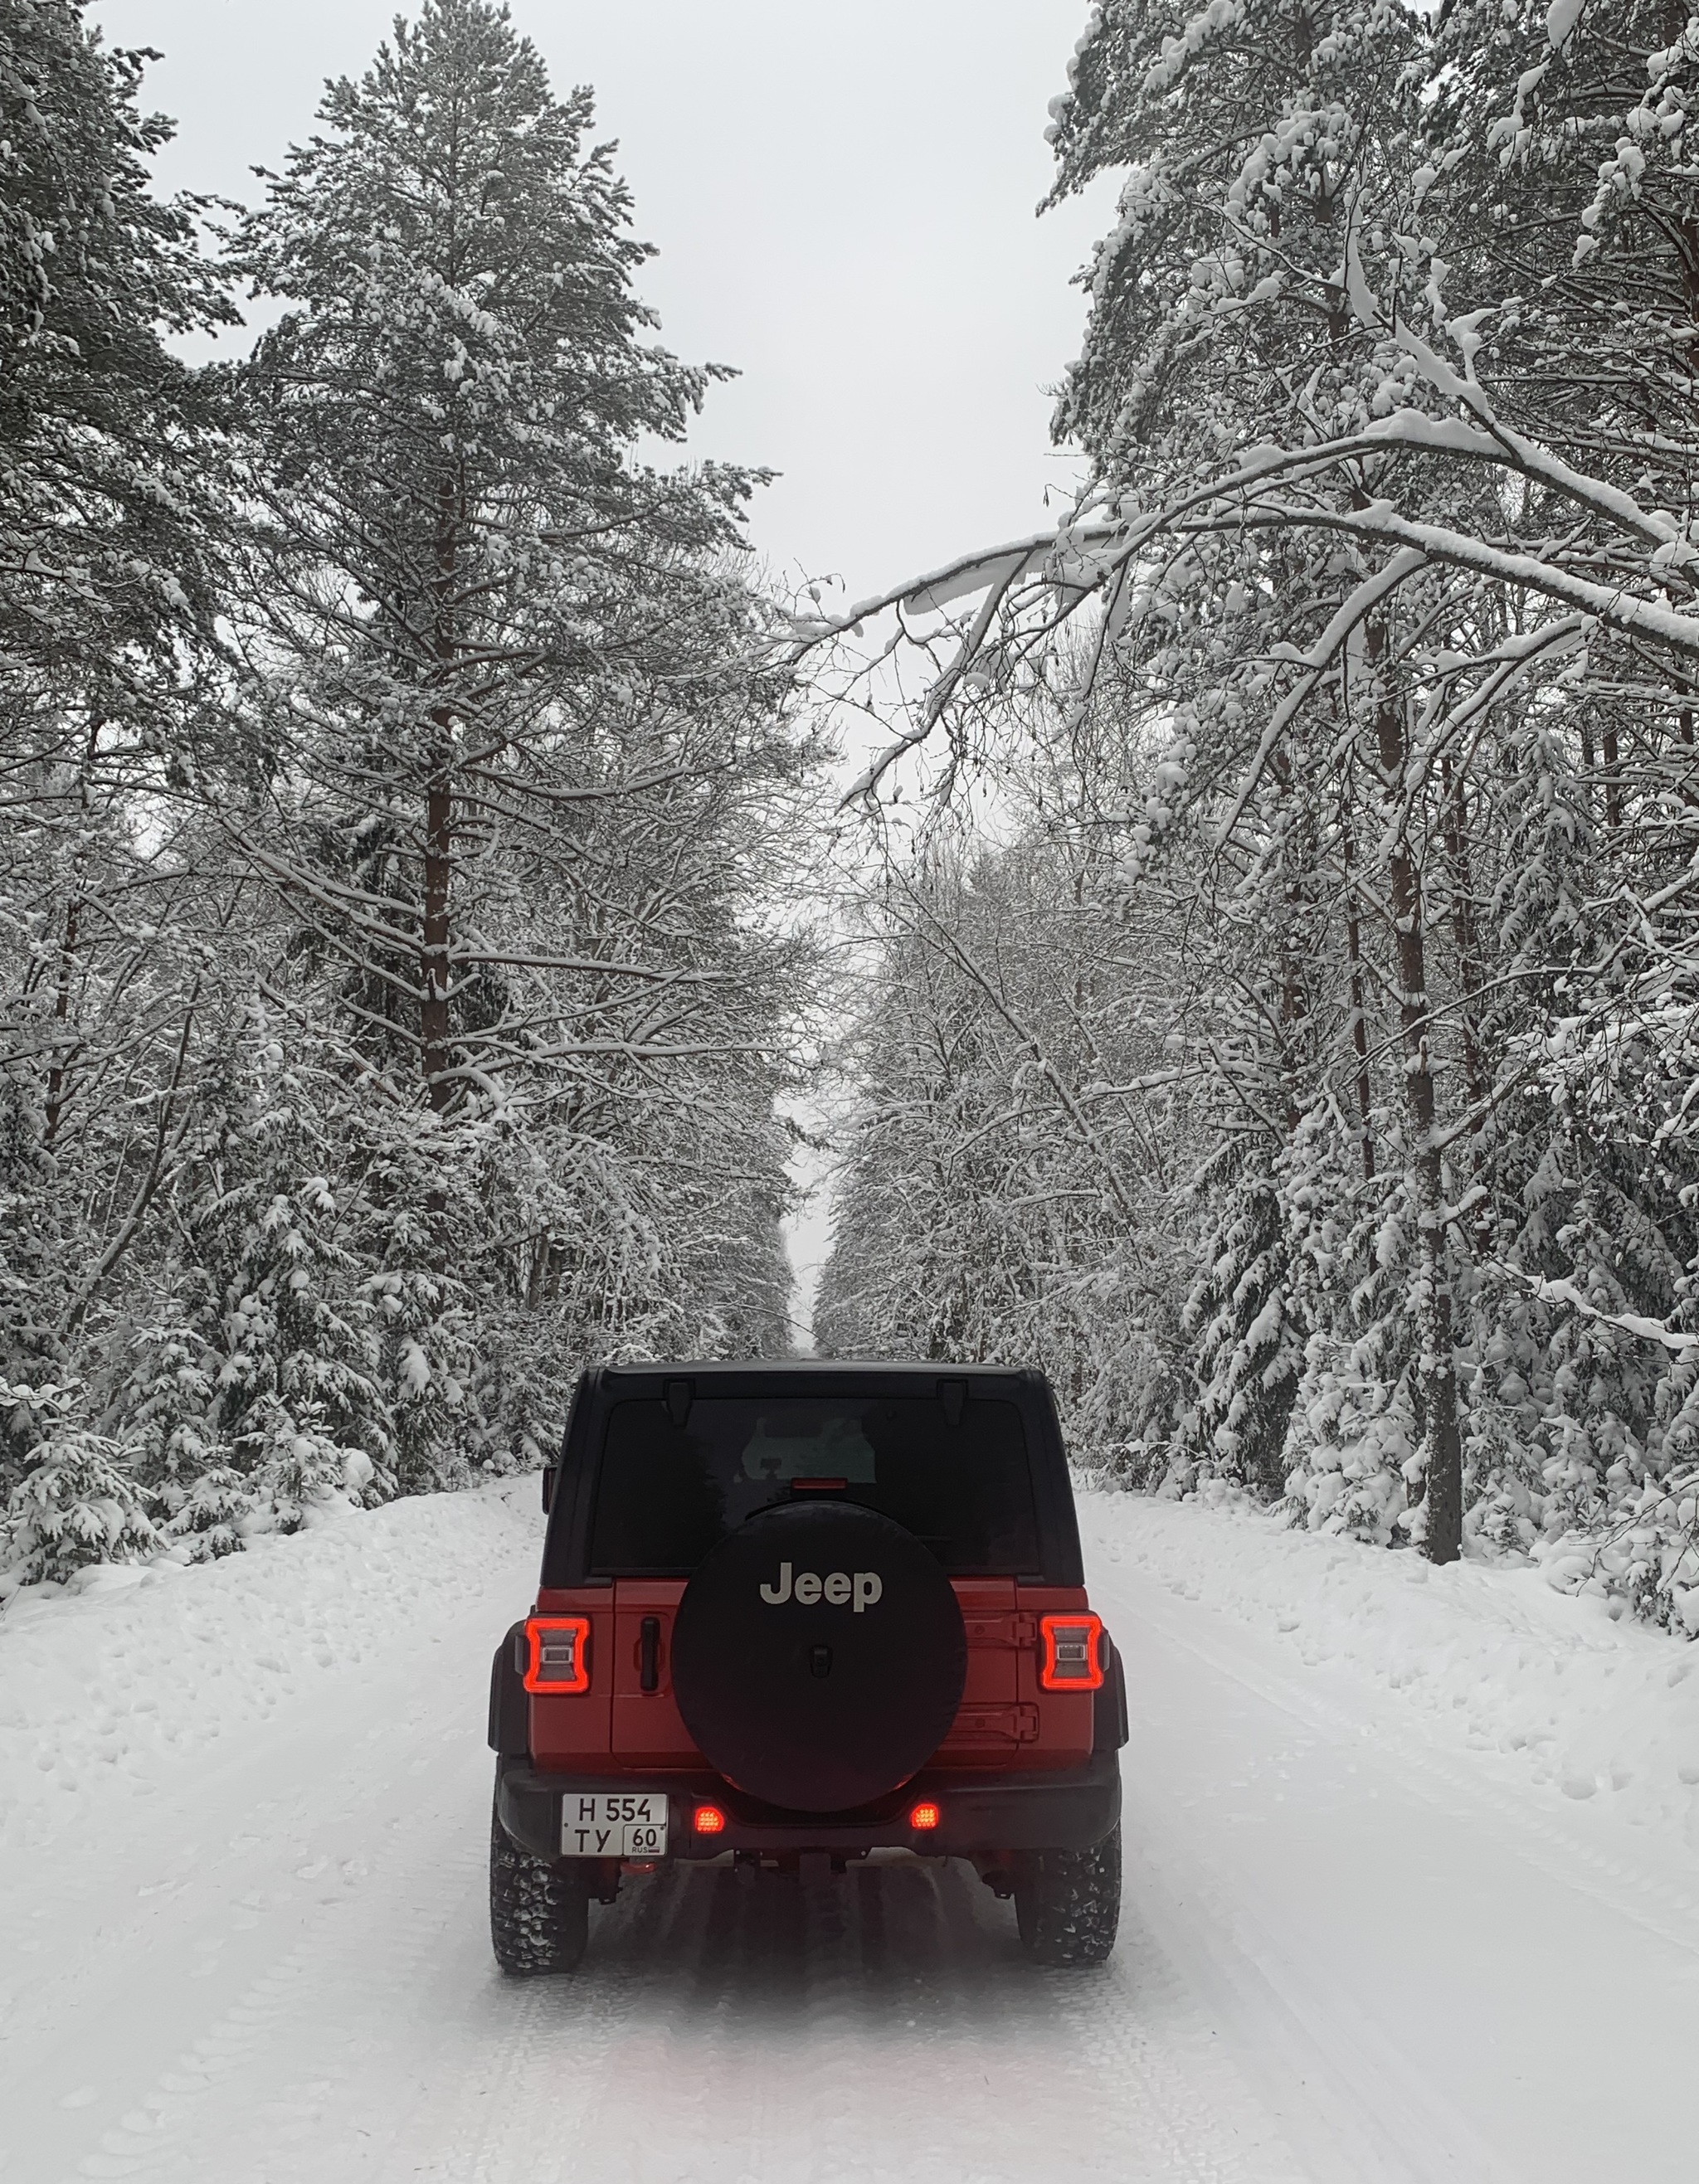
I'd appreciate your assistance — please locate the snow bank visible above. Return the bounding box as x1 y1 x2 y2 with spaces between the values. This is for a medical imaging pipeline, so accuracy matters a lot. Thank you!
1080 1486 1699 1852
0 1478 540 1854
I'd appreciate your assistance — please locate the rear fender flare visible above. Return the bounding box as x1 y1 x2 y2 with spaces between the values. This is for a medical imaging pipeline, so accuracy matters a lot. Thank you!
488 1622 528 1756
1093 1629 1129 1753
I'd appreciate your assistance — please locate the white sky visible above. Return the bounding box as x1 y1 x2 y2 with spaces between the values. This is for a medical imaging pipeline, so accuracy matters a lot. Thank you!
96 0 1114 604
93 0 1119 1345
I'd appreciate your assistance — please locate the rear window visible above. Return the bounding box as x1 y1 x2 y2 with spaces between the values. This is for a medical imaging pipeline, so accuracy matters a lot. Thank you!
587 1394 1039 1576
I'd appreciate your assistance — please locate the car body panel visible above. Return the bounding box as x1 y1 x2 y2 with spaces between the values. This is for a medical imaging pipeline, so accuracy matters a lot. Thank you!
496 1360 1122 1852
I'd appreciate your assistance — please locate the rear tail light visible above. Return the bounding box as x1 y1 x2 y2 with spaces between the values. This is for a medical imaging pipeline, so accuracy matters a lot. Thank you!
694 1804 727 1835
908 1801 941 1831
1039 1613 1105 1691
523 1615 591 1694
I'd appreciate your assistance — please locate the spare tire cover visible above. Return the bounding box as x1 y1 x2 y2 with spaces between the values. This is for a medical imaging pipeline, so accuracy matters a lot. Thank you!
671 1500 966 1812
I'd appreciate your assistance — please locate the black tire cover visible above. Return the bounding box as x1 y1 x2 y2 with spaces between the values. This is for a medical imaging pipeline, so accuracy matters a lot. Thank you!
671 1500 966 1812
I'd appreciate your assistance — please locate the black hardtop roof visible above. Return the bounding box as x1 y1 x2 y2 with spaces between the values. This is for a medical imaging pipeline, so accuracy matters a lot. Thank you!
593 1359 1041 1384
546 1358 1081 1587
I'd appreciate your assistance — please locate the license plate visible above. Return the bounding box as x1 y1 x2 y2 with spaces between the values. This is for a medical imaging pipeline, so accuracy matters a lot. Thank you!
559 1792 670 1859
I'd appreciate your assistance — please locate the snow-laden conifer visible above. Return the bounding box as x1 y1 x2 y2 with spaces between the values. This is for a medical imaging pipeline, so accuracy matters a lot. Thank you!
815 0 1699 1617
0 3 815 1598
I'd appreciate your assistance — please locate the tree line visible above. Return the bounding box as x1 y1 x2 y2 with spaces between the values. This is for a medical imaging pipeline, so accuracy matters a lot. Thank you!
0 0 812 1590
815 0 1699 1633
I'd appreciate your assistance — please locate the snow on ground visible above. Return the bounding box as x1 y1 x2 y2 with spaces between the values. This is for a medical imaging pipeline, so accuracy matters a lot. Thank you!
0 1483 534 1859
0 1480 1695 2182
1084 1486 1699 1849
1081 1493 1699 2183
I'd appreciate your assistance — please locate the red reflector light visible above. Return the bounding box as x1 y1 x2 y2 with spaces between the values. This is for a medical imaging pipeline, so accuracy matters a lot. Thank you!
694 1804 727 1835
523 1615 591 1694
908 1802 941 1831
1039 1612 1105 1691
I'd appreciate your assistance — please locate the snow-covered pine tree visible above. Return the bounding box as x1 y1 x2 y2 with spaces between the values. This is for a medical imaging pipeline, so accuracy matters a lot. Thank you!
1 3 815 1599
0 0 234 686
0 1375 157 1593
1 0 235 1390
0 4 244 1571
1039 0 1492 1553
196 1 816 1447
226 0 798 1115
814 0 1699 1616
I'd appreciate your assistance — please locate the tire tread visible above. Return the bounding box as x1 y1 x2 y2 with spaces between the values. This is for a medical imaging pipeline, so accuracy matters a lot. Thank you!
489 1787 589 1976
1015 1823 1122 1966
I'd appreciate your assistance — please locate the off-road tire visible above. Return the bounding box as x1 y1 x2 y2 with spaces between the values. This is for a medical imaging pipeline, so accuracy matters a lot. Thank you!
489 1791 590 1976
1015 1824 1122 1966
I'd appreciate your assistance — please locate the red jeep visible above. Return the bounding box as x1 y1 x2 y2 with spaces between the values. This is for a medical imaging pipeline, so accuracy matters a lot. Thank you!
487 1363 1126 1970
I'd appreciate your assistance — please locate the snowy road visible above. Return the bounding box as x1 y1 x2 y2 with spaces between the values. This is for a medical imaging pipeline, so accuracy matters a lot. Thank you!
2 1483 1696 2182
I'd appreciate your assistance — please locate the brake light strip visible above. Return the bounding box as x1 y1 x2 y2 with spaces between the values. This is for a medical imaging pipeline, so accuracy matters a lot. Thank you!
1039 1612 1105 1691
523 1615 591 1694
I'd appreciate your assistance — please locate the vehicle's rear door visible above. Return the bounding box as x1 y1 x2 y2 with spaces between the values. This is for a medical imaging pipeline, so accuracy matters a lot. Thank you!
609 1578 699 1765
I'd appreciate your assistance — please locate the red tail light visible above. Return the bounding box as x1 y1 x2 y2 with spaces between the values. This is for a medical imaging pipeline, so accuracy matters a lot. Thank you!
693 1804 727 1835
523 1615 591 1694
1039 1613 1104 1691
908 1801 941 1831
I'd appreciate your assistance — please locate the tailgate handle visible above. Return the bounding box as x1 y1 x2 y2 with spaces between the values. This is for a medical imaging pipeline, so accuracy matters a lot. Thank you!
639 1616 661 1694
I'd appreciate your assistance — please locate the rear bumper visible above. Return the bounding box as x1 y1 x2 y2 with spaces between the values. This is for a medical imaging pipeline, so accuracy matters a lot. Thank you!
496 1748 1121 1864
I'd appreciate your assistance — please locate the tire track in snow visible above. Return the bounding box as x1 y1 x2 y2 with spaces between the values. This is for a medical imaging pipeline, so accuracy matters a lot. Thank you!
1082 1505 1699 1955
50 1767 480 2180
1088 1539 1699 2184
1104 1544 1699 1967
1 1520 540 2183
387 1864 706 2184
36 1479 1694 2182
384 1855 1304 2184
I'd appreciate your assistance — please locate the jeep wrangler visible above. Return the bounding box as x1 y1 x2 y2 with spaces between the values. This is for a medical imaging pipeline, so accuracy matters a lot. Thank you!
487 1362 1127 1972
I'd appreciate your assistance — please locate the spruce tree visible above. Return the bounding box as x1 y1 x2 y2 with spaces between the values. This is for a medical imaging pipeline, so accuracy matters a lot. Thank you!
0 0 233 685
227 0 784 1121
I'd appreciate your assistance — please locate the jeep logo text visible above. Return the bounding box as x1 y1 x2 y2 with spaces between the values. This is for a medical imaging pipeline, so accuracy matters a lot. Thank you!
759 1561 883 1612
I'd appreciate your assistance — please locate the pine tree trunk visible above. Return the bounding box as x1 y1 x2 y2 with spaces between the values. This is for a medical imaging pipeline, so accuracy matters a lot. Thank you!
1373 684 1463 1564
1273 752 1305 1138
1602 722 1623 830
421 470 460 1114
1439 757 1491 1258
421 736 453 1114
42 715 103 1146
1339 800 1375 1181
42 893 81 1148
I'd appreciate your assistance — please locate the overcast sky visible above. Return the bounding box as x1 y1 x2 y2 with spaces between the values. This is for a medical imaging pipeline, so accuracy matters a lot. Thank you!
93 0 1117 1340
97 0 1114 605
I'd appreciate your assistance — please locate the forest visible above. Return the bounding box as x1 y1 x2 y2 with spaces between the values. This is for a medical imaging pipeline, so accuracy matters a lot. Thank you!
0 0 811 1585
812 0 1699 1624
4 0 1699 1642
